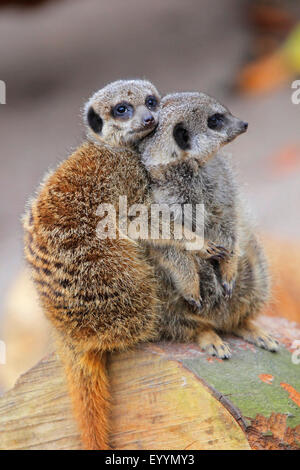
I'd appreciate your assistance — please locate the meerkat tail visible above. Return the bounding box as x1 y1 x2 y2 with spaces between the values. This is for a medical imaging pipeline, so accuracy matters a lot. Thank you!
63 348 111 450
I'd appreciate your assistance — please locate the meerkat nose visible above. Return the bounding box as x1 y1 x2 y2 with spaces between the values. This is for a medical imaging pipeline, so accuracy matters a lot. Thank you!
143 114 155 126
238 120 248 133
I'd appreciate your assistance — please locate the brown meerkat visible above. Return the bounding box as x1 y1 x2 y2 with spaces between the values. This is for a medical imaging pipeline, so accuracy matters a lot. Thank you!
23 79 164 450
139 92 279 359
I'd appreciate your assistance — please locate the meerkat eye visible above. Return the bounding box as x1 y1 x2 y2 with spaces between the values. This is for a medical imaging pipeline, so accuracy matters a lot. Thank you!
145 95 158 110
112 102 133 119
173 123 190 150
116 105 127 114
207 113 224 130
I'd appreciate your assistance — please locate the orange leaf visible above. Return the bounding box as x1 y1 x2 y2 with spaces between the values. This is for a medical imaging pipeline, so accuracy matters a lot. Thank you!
280 382 300 407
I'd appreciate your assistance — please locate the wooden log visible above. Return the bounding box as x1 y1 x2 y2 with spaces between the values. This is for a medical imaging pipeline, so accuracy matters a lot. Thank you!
0 315 299 450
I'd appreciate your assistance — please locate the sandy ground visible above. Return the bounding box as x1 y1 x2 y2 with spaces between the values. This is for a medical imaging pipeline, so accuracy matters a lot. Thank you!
0 0 299 323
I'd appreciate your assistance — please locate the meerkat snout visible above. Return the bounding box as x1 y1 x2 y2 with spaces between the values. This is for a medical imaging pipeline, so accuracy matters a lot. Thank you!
132 104 157 131
143 113 155 127
225 116 248 143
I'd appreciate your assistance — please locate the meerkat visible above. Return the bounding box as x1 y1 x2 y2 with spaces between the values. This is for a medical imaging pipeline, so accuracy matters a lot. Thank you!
23 79 165 450
139 92 279 359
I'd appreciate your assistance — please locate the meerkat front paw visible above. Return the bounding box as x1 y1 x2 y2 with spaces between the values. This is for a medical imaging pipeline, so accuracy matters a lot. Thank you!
221 278 236 300
205 241 230 261
184 295 202 311
197 329 231 359
234 322 280 352
219 255 238 300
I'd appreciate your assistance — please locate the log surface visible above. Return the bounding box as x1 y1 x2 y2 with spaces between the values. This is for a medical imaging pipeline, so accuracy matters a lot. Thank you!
0 315 299 450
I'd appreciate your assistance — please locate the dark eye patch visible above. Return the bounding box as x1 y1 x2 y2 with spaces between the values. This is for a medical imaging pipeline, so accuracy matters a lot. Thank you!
87 106 103 134
145 95 158 110
173 123 190 150
111 101 134 119
207 113 224 130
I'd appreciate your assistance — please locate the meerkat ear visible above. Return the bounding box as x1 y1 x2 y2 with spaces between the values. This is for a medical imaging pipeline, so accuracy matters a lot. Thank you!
87 106 103 134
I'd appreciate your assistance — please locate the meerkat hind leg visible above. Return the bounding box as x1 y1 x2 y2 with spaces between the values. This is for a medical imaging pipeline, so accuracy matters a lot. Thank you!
196 328 232 359
233 320 279 352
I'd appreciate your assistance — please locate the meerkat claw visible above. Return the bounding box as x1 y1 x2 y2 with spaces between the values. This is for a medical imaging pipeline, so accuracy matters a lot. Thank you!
234 324 280 353
256 335 280 352
222 280 235 299
206 242 230 261
215 245 230 255
197 330 232 359
206 342 232 360
185 296 202 311
210 253 226 261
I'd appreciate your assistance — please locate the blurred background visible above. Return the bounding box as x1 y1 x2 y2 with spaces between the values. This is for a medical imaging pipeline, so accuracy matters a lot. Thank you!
0 0 300 391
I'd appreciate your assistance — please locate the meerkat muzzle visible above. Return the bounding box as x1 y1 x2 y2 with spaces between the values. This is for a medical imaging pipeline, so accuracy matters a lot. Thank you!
142 113 155 127
239 121 248 133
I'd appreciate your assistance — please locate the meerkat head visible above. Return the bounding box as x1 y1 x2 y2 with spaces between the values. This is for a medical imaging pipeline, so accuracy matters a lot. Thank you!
140 92 248 168
83 79 160 148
